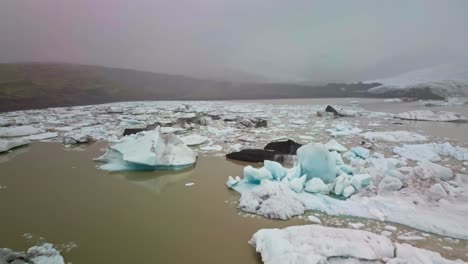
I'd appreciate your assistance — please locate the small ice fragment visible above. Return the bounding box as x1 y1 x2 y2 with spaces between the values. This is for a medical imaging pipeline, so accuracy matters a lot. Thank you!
307 215 322 224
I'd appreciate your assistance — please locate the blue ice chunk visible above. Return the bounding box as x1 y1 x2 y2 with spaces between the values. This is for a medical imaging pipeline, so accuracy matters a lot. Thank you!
244 166 273 184
351 174 372 190
351 147 370 159
297 143 337 183
264 160 286 180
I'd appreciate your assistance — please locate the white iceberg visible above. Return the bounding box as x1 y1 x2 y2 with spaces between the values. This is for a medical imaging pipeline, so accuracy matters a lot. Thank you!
95 128 197 171
0 138 30 153
396 110 466 122
249 225 464 264
0 125 44 137
180 134 207 146
249 225 394 264
362 131 427 142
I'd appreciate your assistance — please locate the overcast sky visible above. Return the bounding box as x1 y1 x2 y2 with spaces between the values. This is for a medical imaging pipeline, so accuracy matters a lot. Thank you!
1 0 467 83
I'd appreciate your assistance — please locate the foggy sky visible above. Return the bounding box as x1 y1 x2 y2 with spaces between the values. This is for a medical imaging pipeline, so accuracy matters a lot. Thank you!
1 0 467 83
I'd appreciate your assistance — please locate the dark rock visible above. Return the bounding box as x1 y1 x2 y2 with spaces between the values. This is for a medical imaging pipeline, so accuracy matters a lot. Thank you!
176 113 207 127
235 117 267 128
226 149 283 163
264 139 302 155
123 128 146 136
325 105 341 116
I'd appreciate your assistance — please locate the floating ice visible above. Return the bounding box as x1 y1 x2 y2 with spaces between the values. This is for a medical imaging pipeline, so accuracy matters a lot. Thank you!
226 176 242 188
95 128 197 171
0 125 44 137
324 139 347 152
289 175 306 193
244 166 273 184
25 132 59 141
249 225 394 264
396 110 466 122
350 174 372 190
180 134 207 146
249 225 465 264
304 178 330 194
264 160 286 180
0 138 30 153
326 123 362 137
414 161 453 181
394 142 468 161
26 243 65 264
362 131 427 142
297 143 337 183
378 176 403 193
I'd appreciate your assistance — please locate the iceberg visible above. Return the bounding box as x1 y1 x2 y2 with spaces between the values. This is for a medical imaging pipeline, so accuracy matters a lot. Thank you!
350 174 372 190
249 225 394 264
0 138 30 153
288 175 306 193
249 225 464 264
95 128 197 171
362 131 427 142
0 125 44 137
396 110 466 122
297 143 337 183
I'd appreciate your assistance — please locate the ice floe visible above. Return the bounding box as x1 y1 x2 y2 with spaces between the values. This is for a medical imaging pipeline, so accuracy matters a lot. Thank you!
396 110 466 122
95 128 197 171
394 143 468 162
0 138 30 153
362 131 427 142
0 125 44 137
249 225 465 264
180 134 207 146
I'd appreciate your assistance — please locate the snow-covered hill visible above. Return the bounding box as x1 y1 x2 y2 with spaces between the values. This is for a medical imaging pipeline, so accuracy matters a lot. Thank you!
367 64 468 98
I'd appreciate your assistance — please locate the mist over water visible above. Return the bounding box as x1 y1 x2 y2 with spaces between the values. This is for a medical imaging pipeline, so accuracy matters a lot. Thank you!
1 0 468 82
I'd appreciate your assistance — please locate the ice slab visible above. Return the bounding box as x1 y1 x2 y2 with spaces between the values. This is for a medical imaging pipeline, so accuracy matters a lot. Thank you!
396 110 466 122
0 126 44 137
362 131 427 142
0 138 30 153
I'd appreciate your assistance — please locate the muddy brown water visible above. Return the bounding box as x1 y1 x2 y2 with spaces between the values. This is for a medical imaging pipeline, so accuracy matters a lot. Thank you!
1 142 468 263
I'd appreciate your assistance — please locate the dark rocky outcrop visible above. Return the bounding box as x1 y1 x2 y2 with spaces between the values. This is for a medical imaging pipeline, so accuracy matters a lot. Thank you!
226 139 302 163
235 117 267 128
123 128 146 136
176 113 207 127
226 149 283 163
264 139 302 155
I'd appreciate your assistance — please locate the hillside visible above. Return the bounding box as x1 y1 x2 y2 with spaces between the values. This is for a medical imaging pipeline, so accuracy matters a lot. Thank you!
367 64 468 98
0 63 403 112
